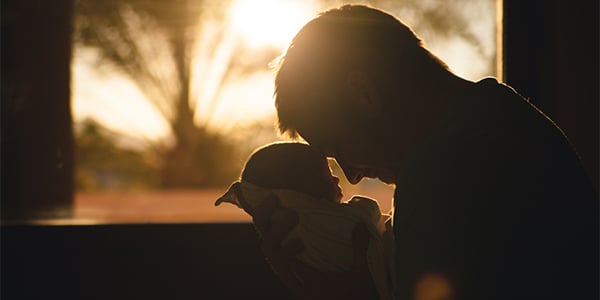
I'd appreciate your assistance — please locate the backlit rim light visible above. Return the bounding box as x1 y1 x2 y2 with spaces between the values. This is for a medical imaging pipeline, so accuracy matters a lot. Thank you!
229 0 317 49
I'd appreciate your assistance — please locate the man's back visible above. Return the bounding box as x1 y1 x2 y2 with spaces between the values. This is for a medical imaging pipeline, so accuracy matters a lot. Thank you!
393 78 598 299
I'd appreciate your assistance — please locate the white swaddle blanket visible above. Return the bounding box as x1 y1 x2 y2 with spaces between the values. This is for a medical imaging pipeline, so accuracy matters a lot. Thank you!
215 181 395 300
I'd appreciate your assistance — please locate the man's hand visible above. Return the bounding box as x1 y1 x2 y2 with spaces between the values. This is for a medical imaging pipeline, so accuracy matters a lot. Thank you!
252 194 305 293
291 223 378 300
253 195 378 299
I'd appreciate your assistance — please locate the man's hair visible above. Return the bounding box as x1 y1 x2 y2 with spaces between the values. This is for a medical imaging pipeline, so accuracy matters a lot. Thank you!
241 142 327 197
274 4 448 139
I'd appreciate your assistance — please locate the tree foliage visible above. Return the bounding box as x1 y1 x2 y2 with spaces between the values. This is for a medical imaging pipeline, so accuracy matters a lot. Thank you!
72 0 265 188
75 119 159 191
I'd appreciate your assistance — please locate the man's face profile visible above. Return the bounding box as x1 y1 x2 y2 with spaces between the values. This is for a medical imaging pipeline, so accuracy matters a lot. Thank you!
298 109 398 185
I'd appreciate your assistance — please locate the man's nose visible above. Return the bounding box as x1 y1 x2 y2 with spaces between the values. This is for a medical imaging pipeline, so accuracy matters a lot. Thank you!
338 161 363 184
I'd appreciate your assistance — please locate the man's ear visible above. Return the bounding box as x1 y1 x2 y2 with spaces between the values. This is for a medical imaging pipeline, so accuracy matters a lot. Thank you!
346 71 382 111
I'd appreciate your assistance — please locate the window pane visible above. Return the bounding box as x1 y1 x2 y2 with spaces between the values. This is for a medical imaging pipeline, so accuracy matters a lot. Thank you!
71 0 497 223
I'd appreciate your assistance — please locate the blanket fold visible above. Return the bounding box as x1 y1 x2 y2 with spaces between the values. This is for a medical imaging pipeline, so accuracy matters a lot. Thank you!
215 181 395 300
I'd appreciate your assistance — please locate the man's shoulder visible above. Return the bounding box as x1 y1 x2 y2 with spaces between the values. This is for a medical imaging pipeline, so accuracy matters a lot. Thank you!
475 77 523 99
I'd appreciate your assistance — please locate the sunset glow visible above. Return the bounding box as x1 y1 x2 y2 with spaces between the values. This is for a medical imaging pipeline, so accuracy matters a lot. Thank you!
72 0 497 141
70 0 498 223
230 0 317 49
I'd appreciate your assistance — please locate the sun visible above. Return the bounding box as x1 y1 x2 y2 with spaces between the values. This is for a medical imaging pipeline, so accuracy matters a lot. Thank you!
229 0 318 49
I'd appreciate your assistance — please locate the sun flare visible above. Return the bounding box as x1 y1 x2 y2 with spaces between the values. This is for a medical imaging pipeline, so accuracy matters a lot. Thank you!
230 0 317 49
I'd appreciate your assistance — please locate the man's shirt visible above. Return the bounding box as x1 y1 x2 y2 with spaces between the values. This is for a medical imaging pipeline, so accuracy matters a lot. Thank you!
393 78 598 299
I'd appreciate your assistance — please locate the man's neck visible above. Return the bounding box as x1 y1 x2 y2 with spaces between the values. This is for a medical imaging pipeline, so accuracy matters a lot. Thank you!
383 72 475 170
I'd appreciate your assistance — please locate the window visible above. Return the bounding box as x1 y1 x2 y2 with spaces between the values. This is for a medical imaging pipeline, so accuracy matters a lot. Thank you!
3 0 500 223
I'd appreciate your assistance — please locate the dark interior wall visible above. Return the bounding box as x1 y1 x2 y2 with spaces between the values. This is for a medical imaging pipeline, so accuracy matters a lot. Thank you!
1 224 292 300
503 0 599 189
1 0 75 219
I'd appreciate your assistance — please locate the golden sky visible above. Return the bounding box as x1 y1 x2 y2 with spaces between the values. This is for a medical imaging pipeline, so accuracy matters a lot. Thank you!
71 0 496 142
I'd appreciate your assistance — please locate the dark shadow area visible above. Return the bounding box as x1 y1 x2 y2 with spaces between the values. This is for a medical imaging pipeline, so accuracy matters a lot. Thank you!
1 223 291 300
1 0 75 219
504 0 599 190
2 1 597 299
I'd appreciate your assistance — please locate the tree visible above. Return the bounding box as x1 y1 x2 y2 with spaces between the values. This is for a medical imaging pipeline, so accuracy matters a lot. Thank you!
75 119 159 191
73 0 266 187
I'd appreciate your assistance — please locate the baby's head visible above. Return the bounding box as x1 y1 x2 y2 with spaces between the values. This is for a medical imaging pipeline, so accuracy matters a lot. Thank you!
241 142 343 203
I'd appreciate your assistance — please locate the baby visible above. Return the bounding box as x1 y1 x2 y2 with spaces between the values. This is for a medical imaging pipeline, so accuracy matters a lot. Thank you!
215 142 395 299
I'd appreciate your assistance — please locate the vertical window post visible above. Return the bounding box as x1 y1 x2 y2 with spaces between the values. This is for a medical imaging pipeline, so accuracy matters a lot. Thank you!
1 0 75 220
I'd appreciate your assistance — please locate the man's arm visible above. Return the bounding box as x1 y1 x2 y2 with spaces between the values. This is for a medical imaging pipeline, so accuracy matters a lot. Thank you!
253 195 379 299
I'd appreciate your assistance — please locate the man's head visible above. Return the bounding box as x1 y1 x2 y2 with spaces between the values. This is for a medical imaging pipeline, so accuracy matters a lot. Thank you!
241 142 343 203
274 5 451 185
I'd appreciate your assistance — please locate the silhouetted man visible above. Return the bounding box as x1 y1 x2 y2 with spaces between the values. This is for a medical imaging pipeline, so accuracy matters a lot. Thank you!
257 5 597 300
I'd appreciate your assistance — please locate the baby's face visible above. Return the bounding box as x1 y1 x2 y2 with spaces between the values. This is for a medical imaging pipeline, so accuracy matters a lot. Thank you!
307 159 343 203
